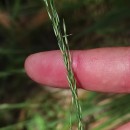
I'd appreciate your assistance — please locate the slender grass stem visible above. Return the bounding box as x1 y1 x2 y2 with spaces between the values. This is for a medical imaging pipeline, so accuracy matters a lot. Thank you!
43 0 83 129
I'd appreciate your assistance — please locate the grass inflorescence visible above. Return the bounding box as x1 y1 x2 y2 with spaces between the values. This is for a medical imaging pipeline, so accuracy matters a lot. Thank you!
43 0 83 129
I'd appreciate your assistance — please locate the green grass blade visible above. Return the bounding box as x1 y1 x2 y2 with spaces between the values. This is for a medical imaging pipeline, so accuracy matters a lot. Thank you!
43 0 83 129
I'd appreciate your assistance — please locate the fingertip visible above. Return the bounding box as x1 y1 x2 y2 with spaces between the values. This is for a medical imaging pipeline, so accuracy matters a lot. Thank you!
24 52 48 85
24 53 41 83
24 51 68 87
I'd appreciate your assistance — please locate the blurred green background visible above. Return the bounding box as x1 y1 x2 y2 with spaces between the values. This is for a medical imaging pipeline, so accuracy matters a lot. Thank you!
0 0 130 130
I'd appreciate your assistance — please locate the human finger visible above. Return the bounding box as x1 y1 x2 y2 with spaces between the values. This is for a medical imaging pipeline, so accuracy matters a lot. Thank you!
25 47 130 93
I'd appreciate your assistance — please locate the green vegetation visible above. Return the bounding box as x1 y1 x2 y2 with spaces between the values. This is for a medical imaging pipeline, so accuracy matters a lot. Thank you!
43 0 83 129
0 0 130 130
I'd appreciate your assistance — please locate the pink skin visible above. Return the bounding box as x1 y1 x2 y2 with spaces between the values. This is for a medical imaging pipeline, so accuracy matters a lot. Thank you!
25 47 130 93
116 122 130 130
24 47 130 129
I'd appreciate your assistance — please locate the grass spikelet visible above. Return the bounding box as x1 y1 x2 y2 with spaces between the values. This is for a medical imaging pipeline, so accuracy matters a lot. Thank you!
43 0 83 129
